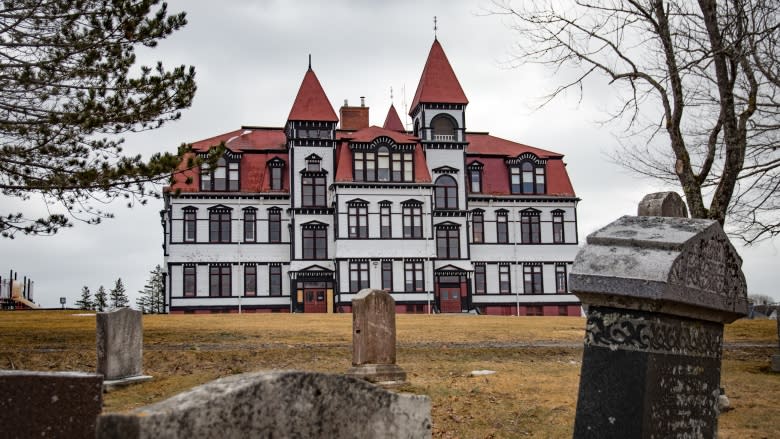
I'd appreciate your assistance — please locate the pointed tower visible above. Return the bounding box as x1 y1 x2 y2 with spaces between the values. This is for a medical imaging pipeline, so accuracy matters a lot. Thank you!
383 104 405 132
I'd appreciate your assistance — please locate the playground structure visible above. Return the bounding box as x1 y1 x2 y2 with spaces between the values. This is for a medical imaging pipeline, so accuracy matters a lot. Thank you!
0 270 39 310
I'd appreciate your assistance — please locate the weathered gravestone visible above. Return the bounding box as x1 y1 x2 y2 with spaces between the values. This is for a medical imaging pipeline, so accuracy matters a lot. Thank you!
570 194 748 438
96 371 432 439
97 307 152 390
772 317 780 372
346 288 407 384
638 191 689 218
0 370 103 439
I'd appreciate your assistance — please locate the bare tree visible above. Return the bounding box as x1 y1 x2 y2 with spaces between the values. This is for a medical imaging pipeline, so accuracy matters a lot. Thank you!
491 0 780 243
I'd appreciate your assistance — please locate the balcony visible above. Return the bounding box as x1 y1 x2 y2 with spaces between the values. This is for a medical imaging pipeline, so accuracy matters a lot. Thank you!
433 134 455 141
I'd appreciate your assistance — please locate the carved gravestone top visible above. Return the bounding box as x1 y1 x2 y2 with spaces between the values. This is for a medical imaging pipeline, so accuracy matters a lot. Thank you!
570 215 748 323
352 289 396 366
638 192 689 218
97 307 144 380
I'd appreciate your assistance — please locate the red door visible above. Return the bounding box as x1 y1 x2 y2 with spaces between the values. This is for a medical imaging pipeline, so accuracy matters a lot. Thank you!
304 289 327 313
439 287 461 313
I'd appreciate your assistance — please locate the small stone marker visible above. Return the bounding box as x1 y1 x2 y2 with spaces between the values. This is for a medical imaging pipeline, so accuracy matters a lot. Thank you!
346 288 407 384
96 307 152 390
96 371 432 439
638 191 689 218
0 370 103 439
772 317 780 372
570 198 748 438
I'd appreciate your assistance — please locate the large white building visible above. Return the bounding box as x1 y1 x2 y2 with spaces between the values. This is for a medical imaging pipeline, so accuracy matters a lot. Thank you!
161 39 581 315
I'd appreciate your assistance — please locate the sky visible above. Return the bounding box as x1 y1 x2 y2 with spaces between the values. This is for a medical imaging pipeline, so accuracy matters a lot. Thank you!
2 0 778 308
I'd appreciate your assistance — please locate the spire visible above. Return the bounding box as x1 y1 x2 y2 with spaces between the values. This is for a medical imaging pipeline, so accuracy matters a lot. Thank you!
287 67 338 122
383 104 405 132
409 39 468 115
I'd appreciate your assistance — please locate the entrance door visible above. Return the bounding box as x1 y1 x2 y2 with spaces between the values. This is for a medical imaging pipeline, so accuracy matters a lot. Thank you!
439 287 462 313
304 289 327 313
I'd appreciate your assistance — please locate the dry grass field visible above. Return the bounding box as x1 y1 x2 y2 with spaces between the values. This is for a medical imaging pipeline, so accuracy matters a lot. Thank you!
1 311 778 438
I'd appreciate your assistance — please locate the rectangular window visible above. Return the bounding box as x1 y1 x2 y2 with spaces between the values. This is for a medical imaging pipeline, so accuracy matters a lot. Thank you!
209 265 231 297
270 167 283 191
474 265 486 295
209 211 231 243
558 305 569 316
499 265 511 294
302 175 326 207
535 167 546 194
402 205 422 238
436 229 460 259
391 152 414 182
521 216 541 244
244 210 256 242
523 265 543 294
302 228 327 259
472 213 483 243
244 265 257 296
349 261 369 293
183 266 196 297
183 211 196 242
553 214 565 243
469 169 481 193
555 265 568 294
496 213 508 243
228 162 239 191
404 261 425 292
381 261 393 291
527 305 544 316
269 265 282 296
510 168 521 194
348 205 368 238
268 209 281 243
380 206 392 238
200 167 211 191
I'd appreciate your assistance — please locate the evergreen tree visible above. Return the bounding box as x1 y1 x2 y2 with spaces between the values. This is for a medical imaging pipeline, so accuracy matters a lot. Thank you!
94 285 108 312
137 265 165 314
74 286 93 310
110 278 129 309
0 0 198 238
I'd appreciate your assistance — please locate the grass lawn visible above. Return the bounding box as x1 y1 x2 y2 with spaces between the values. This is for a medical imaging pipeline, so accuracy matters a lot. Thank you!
1 311 778 438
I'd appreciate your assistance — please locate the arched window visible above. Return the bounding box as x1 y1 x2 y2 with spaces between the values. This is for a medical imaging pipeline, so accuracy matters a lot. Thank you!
377 146 390 181
510 160 546 194
431 115 456 141
434 175 458 209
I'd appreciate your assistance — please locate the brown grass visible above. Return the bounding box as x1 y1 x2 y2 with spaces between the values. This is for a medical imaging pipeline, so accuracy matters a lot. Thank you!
1 311 778 438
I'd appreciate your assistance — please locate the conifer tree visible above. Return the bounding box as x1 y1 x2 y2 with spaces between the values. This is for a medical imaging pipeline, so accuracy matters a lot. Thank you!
74 286 93 310
137 265 165 314
94 285 108 312
110 278 129 309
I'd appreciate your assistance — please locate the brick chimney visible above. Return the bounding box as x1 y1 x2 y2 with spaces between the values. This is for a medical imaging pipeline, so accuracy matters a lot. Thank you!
339 97 369 130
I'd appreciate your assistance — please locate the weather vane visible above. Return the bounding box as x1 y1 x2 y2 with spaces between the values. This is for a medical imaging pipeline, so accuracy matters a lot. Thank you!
390 86 394 103
434 16 438 39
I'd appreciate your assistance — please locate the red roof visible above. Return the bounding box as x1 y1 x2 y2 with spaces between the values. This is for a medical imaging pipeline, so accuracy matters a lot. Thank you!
334 136 431 184
287 68 339 122
466 133 562 159
383 104 405 132
409 39 469 114
189 128 286 153
338 125 417 144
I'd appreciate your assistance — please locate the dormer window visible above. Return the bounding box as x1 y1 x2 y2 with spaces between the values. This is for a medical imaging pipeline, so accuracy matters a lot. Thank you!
353 140 413 182
431 114 456 141
377 147 390 181
467 161 483 193
508 156 546 195
268 157 285 191
201 156 240 191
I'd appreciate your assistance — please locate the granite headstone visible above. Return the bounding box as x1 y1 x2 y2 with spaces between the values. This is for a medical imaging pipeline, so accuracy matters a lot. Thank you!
96 307 152 390
570 204 748 438
638 191 689 218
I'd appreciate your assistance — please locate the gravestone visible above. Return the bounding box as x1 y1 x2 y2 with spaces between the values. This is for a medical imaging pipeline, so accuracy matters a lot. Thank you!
346 288 407 384
772 317 780 372
570 198 748 438
0 370 103 438
96 307 152 390
637 191 689 218
96 371 432 439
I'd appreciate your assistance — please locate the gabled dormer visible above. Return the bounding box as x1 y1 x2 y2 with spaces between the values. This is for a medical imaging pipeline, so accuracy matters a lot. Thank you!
409 39 468 144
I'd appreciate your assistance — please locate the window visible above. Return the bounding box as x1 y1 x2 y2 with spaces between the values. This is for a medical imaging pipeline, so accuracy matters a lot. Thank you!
527 305 544 316
302 174 326 207
377 147 390 181
469 168 482 193
348 204 368 238
391 152 414 181
209 265 231 297
472 211 484 243
431 114 456 141
201 157 239 191
306 155 321 172
552 212 565 243
270 167 283 190
524 265 543 294
349 261 369 293
356 147 413 182
555 265 568 294
209 210 231 243
510 161 546 194
302 227 327 259
268 208 281 243
499 265 511 294
381 261 393 291
402 204 423 238
244 265 257 296
380 205 392 238
521 212 541 244
270 265 282 296
404 261 424 292
436 228 460 259
434 175 458 210
474 265 486 295
353 151 375 182
183 266 196 297
243 209 256 242
496 212 508 243
183 210 197 242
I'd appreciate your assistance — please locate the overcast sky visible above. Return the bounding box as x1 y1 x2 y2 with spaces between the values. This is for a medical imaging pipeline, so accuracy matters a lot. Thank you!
2 0 777 308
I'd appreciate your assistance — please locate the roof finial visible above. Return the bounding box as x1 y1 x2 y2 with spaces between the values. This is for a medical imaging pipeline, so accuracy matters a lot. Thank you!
390 86 394 103
433 16 438 40
308 54 311 70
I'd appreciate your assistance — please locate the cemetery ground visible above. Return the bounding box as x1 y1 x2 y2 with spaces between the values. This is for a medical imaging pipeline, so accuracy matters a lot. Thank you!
2 311 778 438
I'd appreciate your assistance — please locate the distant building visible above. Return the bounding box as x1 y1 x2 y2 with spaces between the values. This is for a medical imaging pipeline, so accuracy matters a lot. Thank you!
161 39 581 315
